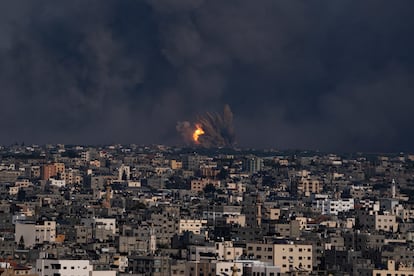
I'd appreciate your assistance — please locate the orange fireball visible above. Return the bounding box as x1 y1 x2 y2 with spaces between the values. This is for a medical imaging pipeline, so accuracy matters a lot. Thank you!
192 124 205 143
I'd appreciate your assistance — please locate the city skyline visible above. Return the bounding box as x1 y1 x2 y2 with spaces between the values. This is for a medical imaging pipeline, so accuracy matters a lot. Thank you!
1 1 414 152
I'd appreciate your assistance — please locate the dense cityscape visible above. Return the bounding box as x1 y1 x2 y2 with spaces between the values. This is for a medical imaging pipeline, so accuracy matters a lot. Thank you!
0 143 414 275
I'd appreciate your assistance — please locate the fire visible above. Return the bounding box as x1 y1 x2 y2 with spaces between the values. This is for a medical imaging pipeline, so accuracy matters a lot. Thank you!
192 124 205 143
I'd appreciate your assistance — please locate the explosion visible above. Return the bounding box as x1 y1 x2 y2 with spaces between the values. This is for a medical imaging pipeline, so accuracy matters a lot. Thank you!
192 124 205 143
177 104 236 148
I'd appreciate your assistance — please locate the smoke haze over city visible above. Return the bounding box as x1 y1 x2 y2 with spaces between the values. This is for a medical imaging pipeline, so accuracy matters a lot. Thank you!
1 1 414 152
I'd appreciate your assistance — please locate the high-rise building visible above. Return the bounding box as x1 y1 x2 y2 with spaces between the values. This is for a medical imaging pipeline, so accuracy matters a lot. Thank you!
243 156 263 174
183 154 201 170
41 164 57 180
242 193 263 228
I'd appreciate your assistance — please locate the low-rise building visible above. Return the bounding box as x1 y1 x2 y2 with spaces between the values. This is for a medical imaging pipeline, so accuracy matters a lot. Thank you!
246 242 313 273
15 221 56 248
372 260 414 276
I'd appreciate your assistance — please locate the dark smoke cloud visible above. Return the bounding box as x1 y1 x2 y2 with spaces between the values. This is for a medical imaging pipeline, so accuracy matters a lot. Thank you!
1 1 414 152
177 104 235 148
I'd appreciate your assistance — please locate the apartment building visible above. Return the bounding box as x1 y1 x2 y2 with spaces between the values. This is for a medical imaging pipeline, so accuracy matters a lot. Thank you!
15 221 56 248
375 213 398 233
35 259 92 276
246 242 313 273
372 260 414 276
179 219 207 235
314 198 355 215
191 179 221 192
215 240 243 261
41 164 57 180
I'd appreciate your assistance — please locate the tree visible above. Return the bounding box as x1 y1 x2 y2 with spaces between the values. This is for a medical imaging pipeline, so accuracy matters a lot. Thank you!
18 235 25 249
122 170 128 181
217 168 229 180
203 183 217 194
17 189 26 201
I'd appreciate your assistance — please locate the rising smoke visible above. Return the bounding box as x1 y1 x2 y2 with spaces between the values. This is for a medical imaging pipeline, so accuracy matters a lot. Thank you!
177 104 236 148
1 2 414 150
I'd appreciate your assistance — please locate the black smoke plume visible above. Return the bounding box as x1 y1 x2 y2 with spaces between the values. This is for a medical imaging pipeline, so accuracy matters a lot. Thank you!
1 1 414 151
177 104 236 148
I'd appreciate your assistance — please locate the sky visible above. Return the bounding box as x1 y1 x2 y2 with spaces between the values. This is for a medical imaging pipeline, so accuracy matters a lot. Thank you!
1 0 414 152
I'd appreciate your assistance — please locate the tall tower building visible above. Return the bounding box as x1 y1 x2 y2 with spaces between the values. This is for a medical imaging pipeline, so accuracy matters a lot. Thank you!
391 179 396 198
183 154 201 170
41 164 57 180
242 193 263 228
243 156 263 174
256 192 262 227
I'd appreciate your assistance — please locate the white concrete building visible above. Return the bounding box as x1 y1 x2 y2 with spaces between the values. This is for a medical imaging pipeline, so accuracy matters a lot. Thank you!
238 260 281 276
314 198 354 215
49 178 66 188
15 221 56 248
81 218 117 234
35 259 92 276
118 165 130 180
215 241 243 261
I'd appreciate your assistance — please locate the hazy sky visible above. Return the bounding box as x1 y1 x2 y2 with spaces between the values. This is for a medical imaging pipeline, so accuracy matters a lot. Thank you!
1 1 414 152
